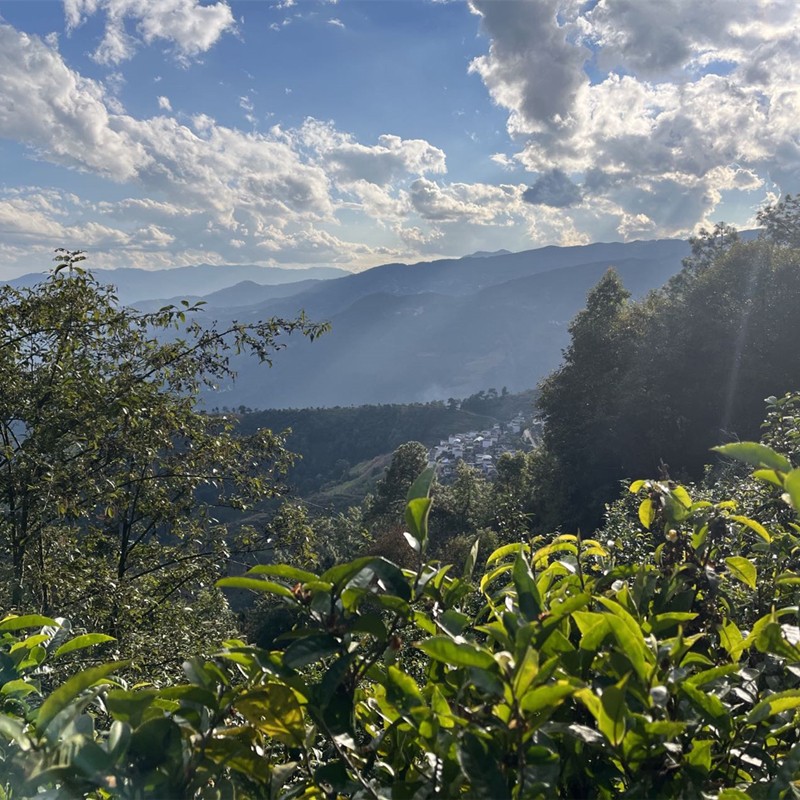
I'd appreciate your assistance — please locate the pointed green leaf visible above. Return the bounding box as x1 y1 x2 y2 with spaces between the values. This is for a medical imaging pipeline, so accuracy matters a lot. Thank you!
748 690 800 724
416 636 496 670
486 543 530 565
638 498 656 529
37 661 128 736
725 556 757 590
53 634 116 659
406 465 435 501
712 442 791 472
0 615 58 632
731 515 771 543
463 536 480 580
246 564 318 583
405 496 432 545
217 577 295 597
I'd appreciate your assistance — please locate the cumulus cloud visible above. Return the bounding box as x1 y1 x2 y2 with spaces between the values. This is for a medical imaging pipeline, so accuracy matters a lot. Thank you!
0 23 470 271
409 179 521 225
468 0 588 135
63 0 236 65
523 169 582 208
297 119 447 185
468 0 800 239
0 26 149 180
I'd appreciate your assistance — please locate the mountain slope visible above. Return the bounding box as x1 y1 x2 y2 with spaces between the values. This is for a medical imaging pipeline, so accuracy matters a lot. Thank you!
228 238 689 325
209 251 683 409
8 263 348 305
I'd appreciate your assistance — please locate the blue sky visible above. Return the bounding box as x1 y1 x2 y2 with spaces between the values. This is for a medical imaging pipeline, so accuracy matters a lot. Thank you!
0 0 797 277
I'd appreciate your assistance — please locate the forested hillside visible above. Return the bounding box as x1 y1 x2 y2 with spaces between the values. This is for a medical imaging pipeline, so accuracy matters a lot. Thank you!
233 388 536 495
534 202 800 530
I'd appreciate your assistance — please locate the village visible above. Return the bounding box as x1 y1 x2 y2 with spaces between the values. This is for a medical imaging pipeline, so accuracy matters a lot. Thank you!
428 412 542 480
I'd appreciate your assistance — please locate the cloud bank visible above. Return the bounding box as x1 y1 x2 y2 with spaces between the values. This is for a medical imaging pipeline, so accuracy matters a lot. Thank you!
0 1 796 275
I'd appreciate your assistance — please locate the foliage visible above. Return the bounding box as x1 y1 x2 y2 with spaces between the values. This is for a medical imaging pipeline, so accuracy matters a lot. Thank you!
236 389 536 497
536 196 800 530
757 194 800 248
6 413 800 797
0 251 326 672
364 442 430 527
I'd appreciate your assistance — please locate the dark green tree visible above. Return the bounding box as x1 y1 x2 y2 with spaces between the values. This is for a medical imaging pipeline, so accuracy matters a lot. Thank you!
537 269 637 529
365 441 429 524
0 251 326 667
757 192 800 247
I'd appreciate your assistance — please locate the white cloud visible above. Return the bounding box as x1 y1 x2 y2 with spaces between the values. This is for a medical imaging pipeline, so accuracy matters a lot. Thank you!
157 95 172 111
63 0 236 65
490 153 514 171
328 18 345 29
0 26 149 181
296 119 447 185
468 0 800 239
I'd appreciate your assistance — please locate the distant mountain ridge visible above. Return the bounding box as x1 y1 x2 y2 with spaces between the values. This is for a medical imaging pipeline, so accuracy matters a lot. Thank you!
7 263 348 305
3 238 695 409
200 238 691 409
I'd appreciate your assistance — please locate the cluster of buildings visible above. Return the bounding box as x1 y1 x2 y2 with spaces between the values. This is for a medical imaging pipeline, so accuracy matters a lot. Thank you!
429 413 540 480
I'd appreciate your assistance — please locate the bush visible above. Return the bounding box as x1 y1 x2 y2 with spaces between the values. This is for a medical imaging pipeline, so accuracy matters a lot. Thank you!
6 428 800 796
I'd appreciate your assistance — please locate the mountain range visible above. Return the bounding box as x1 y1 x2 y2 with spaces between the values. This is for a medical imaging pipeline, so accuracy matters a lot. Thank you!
7 263 348 306
4 239 693 409
195 239 690 409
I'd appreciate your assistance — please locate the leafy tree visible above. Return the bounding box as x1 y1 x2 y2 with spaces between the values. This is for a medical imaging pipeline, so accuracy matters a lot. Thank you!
682 221 740 275
364 441 429 524
536 201 800 528
537 269 637 529
757 192 800 247
0 251 326 667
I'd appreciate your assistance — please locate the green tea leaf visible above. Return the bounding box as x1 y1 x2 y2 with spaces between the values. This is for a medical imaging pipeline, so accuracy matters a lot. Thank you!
246 564 318 583
405 496 432 546
217 577 295 597
712 442 791 472
725 556 757 590
638 498 656 529
0 615 58 632
53 634 116 659
37 661 128 736
406 465 436 501
283 634 340 670
416 636 496 670
731 515 771 543
235 684 305 745
748 689 800 724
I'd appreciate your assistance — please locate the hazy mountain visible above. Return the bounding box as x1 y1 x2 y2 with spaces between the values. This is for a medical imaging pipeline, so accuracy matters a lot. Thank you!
7 263 348 305
463 249 513 258
234 238 690 323
206 241 689 409
133 278 325 313
5 238 692 409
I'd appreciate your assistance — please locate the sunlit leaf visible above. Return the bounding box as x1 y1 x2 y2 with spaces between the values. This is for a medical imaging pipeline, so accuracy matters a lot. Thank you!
725 556 757 590
712 442 791 472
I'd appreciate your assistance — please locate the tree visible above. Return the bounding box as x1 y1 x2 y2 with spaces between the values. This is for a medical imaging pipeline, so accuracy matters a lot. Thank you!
365 441 429 524
757 192 800 247
0 250 327 666
536 208 800 529
537 269 637 529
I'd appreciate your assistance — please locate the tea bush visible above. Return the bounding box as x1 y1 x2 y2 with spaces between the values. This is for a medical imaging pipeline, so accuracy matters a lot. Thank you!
4 438 800 797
